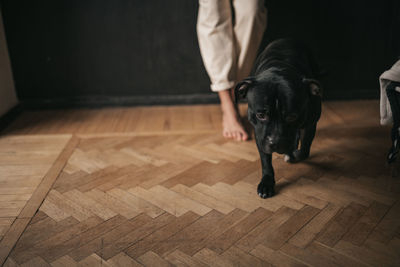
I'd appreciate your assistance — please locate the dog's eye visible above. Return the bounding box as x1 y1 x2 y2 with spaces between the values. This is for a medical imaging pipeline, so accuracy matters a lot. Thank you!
256 113 268 121
286 113 298 122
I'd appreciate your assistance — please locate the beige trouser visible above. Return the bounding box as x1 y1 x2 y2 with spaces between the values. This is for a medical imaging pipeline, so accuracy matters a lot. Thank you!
197 0 267 92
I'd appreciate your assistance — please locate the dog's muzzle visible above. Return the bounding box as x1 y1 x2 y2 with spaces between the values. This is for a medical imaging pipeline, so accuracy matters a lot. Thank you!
264 137 293 154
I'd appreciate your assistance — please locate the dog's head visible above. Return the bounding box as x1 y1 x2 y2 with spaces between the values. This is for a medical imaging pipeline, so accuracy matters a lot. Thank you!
235 67 321 154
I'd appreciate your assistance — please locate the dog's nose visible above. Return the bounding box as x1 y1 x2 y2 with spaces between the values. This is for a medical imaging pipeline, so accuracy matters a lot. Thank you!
267 137 278 149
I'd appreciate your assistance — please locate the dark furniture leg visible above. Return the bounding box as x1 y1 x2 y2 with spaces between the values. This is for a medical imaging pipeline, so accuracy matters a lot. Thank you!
386 81 400 163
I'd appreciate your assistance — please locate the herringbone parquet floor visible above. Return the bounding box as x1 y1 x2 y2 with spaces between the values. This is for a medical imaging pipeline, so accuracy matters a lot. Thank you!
1 101 400 266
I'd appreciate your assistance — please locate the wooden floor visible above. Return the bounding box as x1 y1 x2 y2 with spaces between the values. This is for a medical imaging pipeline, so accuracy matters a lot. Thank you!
1 100 399 266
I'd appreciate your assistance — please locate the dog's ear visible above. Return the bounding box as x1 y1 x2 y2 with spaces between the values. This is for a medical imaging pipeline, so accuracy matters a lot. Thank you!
303 78 322 96
234 78 254 103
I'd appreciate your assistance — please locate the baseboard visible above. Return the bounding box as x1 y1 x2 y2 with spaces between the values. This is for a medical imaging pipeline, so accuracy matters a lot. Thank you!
21 93 221 109
0 104 23 133
323 90 379 101
19 90 379 110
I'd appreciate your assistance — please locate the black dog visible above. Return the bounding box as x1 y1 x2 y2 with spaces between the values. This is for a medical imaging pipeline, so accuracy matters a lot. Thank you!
235 39 322 198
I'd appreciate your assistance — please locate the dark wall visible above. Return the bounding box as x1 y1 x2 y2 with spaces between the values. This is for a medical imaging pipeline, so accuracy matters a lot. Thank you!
1 0 399 106
264 0 400 100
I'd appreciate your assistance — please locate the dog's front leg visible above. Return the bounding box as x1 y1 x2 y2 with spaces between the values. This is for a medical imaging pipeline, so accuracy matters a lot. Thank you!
256 141 275 198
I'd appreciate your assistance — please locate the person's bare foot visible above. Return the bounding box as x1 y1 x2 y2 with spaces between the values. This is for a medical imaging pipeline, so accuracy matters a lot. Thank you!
218 90 249 141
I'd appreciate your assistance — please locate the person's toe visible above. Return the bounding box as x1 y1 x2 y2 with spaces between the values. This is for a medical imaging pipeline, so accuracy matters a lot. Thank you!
236 132 242 141
232 132 238 141
242 131 249 141
240 133 248 141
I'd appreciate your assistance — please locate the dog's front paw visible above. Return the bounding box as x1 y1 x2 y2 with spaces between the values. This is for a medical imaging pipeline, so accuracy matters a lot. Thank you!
284 150 309 163
257 179 275 198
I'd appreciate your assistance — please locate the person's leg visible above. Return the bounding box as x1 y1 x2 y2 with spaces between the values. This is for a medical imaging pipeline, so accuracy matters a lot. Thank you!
232 0 267 82
218 89 248 140
197 0 248 141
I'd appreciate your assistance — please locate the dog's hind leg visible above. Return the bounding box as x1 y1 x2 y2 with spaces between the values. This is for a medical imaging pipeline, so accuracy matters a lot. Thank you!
284 130 301 163
285 125 316 163
298 123 317 159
